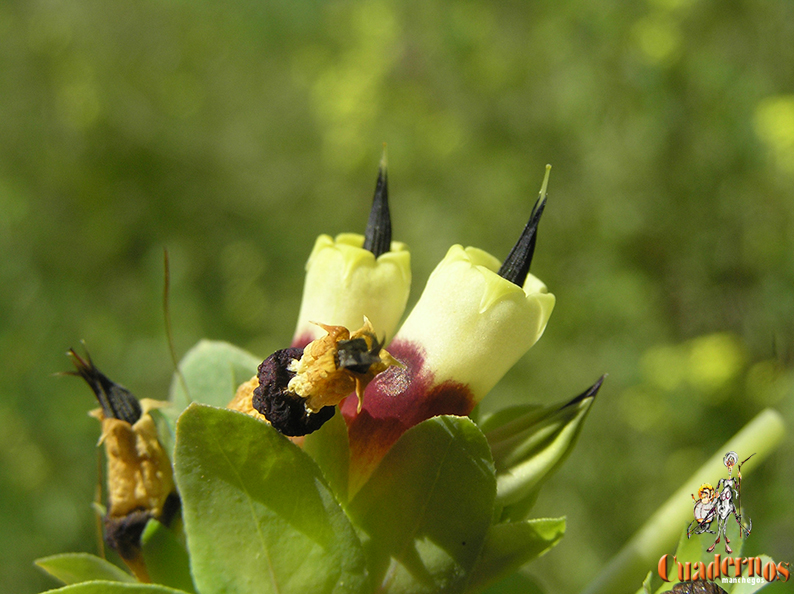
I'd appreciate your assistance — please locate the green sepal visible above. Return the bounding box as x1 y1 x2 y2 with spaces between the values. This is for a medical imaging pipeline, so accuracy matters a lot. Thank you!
489 395 595 508
34 553 134 586
347 415 496 594
477 404 545 435
465 517 565 594
496 490 540 524
174 404 369 594
140 519 195 594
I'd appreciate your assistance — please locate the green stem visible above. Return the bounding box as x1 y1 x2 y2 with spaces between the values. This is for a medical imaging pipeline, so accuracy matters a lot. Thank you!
582 408 785 594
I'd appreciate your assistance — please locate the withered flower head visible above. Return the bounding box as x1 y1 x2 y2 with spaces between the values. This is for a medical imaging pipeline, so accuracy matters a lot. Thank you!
67 349 178 579
249 319 399 436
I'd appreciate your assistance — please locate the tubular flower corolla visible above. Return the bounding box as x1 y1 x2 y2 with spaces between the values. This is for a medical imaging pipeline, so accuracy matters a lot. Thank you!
341 244 554 487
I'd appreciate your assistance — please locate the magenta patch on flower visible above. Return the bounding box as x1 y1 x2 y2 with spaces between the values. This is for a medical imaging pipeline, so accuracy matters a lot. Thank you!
341 339 475 482
291 331 315 350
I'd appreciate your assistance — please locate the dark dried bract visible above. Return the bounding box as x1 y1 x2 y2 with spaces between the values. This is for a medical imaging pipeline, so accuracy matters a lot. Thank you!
498 194 547 288
252 348 335 436
67 348 142 425
103 493 180 561
362 158 391 258
104 510 151 562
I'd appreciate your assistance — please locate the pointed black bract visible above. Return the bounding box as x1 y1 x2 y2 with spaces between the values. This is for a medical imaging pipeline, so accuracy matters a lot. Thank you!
362 159 391 258
67 348 142 425
563 374 606 408
498 194 547 287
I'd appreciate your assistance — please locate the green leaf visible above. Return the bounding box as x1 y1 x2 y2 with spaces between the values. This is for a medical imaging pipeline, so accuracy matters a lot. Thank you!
303 407 351 504
496 490 540 524
38 582 191 594
638 567 664 594
635 571 653 594
35 553 134 585
169 340 260 411
477 404 545 436
140 519 196 594
174 404 369 594
491 396 594 509
476 571 545 594
466 518 565 594
347 415 496 594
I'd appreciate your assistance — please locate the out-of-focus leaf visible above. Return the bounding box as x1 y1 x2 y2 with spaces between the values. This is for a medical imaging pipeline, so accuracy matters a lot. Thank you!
466 518 565 594
35 553 134 585
169 340 260 411
37 582 191 593
174 404 369 594
665 517 746 577
303 407 351 504
347 415 496 594
475 571 545 594
140 519 195 594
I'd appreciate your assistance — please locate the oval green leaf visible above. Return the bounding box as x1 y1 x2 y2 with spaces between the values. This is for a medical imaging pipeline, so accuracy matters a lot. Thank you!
466 517 565 593
347 415 496 594
169 340 260 411
174 404 369 594
140 519 196 593
35 553 134 586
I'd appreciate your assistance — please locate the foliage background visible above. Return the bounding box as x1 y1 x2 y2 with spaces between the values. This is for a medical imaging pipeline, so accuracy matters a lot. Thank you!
1 0 792 592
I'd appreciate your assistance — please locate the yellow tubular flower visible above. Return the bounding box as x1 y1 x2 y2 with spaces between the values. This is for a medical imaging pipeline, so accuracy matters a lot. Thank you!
393 244 554 400
292 233 410 347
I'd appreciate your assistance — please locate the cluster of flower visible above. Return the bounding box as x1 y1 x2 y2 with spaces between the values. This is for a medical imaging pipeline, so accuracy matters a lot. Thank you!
44 155 603 594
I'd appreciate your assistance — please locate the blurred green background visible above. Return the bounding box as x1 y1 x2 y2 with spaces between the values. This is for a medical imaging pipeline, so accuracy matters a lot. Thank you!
1 0 792 592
